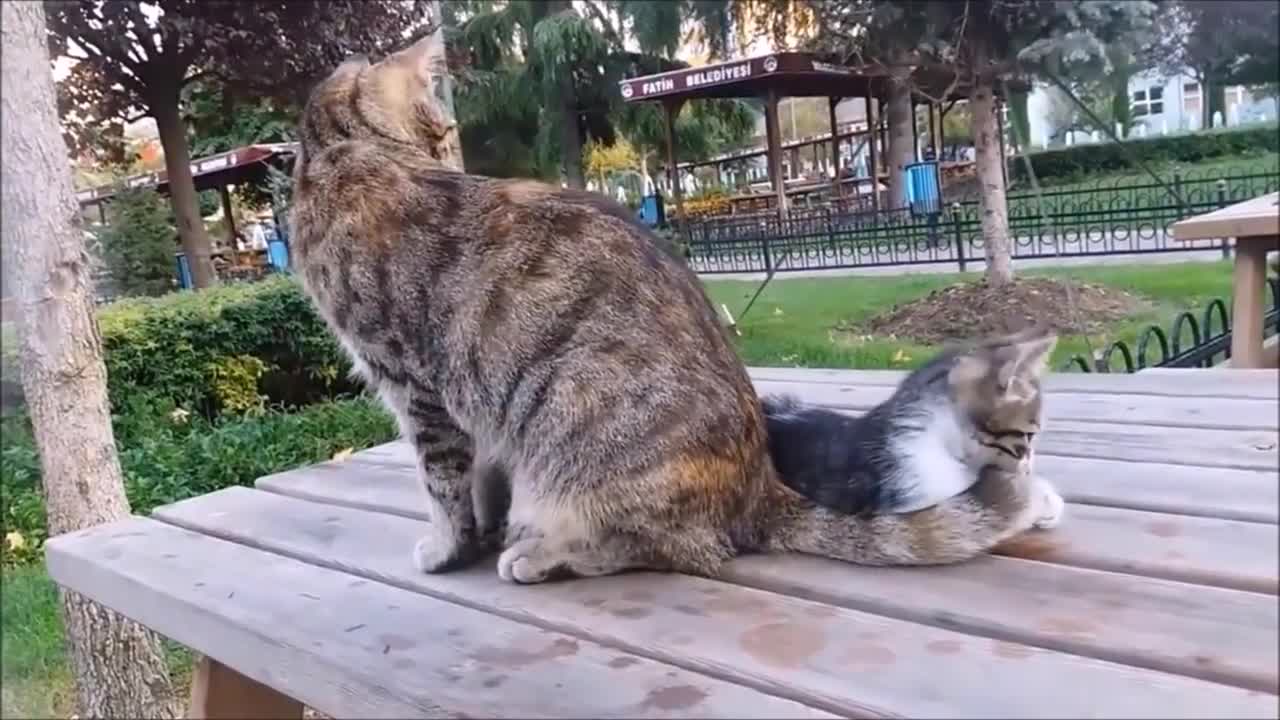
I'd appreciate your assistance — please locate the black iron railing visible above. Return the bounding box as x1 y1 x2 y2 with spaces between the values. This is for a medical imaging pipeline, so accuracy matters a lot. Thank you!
1061 276 1280 372
681 169 1279 274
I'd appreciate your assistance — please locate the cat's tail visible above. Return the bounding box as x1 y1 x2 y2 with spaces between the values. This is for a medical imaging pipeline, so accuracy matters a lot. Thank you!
759 463 1041 566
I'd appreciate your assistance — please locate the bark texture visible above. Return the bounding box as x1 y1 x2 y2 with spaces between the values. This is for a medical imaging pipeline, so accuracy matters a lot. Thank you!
884 59 916 210
0 3 180 717
152 94 217 288
969 53 1014 286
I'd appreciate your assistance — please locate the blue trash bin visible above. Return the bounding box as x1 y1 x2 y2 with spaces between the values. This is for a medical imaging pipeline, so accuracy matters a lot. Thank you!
904 161 942 217
174 253 193 290
267 239 290 272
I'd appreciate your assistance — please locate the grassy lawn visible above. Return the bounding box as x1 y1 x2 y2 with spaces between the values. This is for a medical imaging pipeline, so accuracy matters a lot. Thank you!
1025 151 1280 194
2 565 74 719
703 260 1237 371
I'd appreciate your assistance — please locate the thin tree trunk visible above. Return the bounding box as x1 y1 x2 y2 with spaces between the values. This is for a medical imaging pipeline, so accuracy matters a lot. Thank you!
970 64 1014 286
151 92 217 288
545 0 584 188
885 56 915 210
0 3 180 718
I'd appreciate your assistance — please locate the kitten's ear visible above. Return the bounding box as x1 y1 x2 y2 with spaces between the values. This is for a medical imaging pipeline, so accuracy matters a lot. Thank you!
334 53 370 77
997 332 1058 389
948 353 990 389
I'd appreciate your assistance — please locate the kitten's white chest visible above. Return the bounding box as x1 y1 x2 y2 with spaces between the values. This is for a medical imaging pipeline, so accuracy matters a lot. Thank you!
889 407 975 513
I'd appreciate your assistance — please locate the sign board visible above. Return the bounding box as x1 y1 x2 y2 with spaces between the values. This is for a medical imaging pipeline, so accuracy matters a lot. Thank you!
619 53 853 102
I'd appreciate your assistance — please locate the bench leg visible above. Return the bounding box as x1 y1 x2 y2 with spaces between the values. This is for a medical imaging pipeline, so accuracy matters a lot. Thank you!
1230 240 1273 369
187 656 304 719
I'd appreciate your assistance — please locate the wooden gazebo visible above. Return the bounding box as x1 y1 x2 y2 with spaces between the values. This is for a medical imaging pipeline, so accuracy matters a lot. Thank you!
619 52 999 224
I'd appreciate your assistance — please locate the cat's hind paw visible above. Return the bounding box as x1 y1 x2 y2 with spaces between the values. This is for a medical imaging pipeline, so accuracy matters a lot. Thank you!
1033 480 1065 530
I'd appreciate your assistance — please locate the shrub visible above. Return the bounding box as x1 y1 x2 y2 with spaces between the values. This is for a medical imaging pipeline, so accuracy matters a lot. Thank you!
1013 124 1280 184
0 396 396 566
97 188 178 298
98 276 360 418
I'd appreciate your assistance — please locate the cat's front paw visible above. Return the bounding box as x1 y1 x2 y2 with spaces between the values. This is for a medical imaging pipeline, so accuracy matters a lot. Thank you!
1033 479 1065 530
497 538 562 584
411 523 479 573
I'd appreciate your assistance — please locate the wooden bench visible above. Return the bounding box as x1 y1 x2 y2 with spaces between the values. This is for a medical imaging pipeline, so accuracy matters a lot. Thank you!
46 368 1279 718
1172 192 1280 369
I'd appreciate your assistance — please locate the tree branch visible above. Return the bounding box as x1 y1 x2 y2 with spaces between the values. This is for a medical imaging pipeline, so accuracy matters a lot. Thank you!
579 0 625 49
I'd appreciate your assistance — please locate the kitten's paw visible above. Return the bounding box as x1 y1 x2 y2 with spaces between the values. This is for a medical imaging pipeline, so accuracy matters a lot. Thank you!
1033 480 1065 530
497 539 564 584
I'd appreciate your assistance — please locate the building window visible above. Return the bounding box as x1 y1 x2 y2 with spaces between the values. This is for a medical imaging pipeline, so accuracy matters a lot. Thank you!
1132 85 1165 118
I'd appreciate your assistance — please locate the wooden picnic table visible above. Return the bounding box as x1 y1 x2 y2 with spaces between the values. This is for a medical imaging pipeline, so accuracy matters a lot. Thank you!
1171 192 1280 369
46 367 1280 718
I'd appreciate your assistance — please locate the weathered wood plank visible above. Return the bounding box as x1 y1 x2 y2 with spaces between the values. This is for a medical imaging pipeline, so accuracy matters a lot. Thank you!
751 379 1280 431
45 517 835 720
992 505 1278 595
152 488 1278 719
723 554 1279 693
259 454 1279 594
748 367 1280 400
321 442 1280 524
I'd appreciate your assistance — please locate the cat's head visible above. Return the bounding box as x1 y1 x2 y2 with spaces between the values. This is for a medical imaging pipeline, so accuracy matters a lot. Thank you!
946 326 1058 472
299 32 458 164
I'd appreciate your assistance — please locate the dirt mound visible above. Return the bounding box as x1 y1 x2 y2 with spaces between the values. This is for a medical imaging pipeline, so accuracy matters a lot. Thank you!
852 277 1149 345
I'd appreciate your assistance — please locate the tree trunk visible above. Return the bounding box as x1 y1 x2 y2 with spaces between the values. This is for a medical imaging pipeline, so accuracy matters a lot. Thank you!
151 92 217 288
970 69 1014 286
885 57 915 210
0 3 181 718
545 0 584 188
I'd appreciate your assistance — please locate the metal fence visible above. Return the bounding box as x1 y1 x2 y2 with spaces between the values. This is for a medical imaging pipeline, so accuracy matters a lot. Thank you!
1061 275 1280 372
682 168 1280 274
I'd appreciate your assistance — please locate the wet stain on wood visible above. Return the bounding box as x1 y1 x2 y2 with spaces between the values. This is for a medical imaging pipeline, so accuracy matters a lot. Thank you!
1146 520 1181 538
740 622 827 668
926 639 964 655
640 684 708 711
482 674 508 688
471 637 580 669
610 606 651 620
992 640 1034 659
608 656 640 669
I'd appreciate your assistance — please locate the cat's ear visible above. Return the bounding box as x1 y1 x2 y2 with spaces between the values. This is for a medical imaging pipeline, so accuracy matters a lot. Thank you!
334 53 371 78
384 32 446 83
997 332 1058 389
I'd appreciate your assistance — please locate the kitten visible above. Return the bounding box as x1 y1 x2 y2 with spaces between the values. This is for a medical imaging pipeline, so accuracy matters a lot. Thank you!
289 35 1060 585
764 328 1066 563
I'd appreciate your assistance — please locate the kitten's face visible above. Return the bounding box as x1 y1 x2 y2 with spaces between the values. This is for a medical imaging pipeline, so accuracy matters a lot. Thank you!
302 33 459 162
947 329 1057 473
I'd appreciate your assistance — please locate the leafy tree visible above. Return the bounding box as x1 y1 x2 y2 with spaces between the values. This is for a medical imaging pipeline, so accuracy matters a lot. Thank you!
446 0 753 186
48 0 430 289
1149 1 1280 129
98 188 177 298
769 0 1157 286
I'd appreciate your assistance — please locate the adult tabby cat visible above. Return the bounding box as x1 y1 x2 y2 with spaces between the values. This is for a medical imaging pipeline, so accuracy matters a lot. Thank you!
289 34 1062 585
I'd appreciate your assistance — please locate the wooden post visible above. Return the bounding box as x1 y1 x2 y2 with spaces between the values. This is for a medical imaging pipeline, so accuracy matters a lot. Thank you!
829 96 842 196
928 101 939 156
910 95 920 161
866 94 880 211
97 201 106 226
662 99 686 235
996 96 1009 189
188 656 303 719
1229 238 1278 368
219 185 240 267
763 89 788 217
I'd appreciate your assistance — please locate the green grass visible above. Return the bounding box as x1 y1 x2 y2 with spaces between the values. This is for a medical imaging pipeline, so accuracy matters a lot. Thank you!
1 565 73 719
703 260 1237 371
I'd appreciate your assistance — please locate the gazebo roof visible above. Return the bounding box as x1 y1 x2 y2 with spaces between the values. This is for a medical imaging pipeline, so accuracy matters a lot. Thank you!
76 142 298 207
620 51 1026 105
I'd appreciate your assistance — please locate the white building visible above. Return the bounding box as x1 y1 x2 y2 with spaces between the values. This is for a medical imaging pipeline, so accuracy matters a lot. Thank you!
1025 68 1277 148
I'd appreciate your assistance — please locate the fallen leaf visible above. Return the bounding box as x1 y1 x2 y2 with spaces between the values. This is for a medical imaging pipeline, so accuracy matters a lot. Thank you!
891 349 911 364
331 447 354 462
5 531 26 551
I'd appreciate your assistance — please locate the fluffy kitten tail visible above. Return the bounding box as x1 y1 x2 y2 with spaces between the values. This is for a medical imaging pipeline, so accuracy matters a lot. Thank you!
762 465 1043 566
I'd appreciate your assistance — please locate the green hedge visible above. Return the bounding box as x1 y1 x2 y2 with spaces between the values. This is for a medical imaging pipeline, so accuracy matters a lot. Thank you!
1 396 396 565
99 276 359 418
1014 124 1280 184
